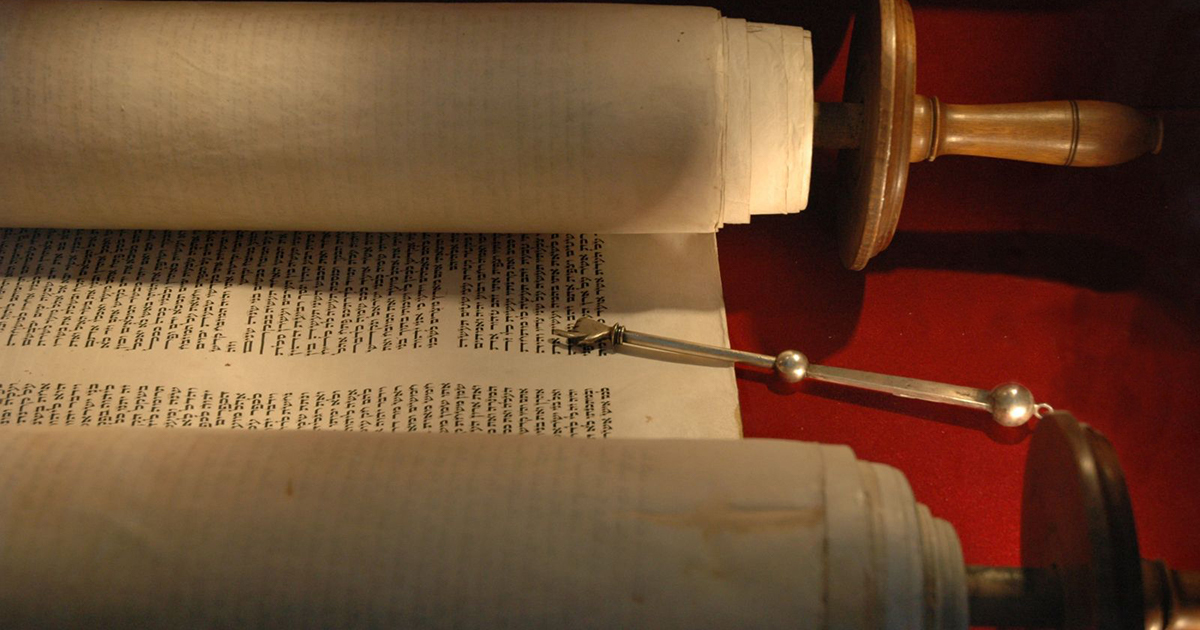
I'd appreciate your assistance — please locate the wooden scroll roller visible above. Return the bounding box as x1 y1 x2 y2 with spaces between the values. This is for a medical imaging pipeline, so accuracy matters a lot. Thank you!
817 0 1164 269
971 412 1199 630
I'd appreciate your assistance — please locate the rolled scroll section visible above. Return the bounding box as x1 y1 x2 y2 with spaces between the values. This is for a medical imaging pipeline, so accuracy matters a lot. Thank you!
0 1 812 233
0 428 966 628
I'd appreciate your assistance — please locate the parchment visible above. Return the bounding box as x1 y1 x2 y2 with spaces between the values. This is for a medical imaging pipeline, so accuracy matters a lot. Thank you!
0 230 741 439
0 429 848 628
0 428 969 628
0 1 812 232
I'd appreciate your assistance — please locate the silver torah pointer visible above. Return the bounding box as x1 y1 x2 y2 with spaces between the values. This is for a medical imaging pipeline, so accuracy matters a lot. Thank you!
553 317 1052 428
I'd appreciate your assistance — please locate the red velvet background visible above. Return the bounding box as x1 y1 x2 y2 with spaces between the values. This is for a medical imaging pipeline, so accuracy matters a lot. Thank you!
716 0 1200 588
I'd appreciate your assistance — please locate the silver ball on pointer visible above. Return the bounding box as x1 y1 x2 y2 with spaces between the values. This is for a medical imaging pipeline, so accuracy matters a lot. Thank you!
988 382 1036 427
774 350 809 383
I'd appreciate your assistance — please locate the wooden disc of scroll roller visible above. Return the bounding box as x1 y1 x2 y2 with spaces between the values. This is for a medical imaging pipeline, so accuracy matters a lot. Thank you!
835 0 917 271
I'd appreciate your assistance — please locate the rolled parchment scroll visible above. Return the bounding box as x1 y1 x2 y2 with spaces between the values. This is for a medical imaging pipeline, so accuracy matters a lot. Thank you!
0 428 966 629
0 2 812 233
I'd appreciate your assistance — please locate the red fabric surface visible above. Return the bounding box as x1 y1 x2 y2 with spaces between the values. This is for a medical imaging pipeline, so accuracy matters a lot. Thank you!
720 0 1200 581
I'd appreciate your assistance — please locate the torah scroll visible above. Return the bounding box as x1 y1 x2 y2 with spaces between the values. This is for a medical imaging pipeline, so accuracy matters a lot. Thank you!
0 1 813 233
0 428 967 629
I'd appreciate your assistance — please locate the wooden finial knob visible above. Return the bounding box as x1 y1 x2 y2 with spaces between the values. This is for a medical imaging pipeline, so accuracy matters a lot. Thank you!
910 96 1164 167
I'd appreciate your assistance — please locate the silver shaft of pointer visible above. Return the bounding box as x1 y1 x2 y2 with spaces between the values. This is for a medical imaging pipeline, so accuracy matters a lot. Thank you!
554 317 1049 427
620 329 777 370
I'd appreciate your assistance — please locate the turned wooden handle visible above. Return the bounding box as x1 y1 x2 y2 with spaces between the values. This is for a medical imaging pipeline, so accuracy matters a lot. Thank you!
910 96 1163 166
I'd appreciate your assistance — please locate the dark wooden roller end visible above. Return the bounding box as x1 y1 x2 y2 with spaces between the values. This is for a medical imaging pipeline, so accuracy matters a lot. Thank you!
825 0 1162 270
